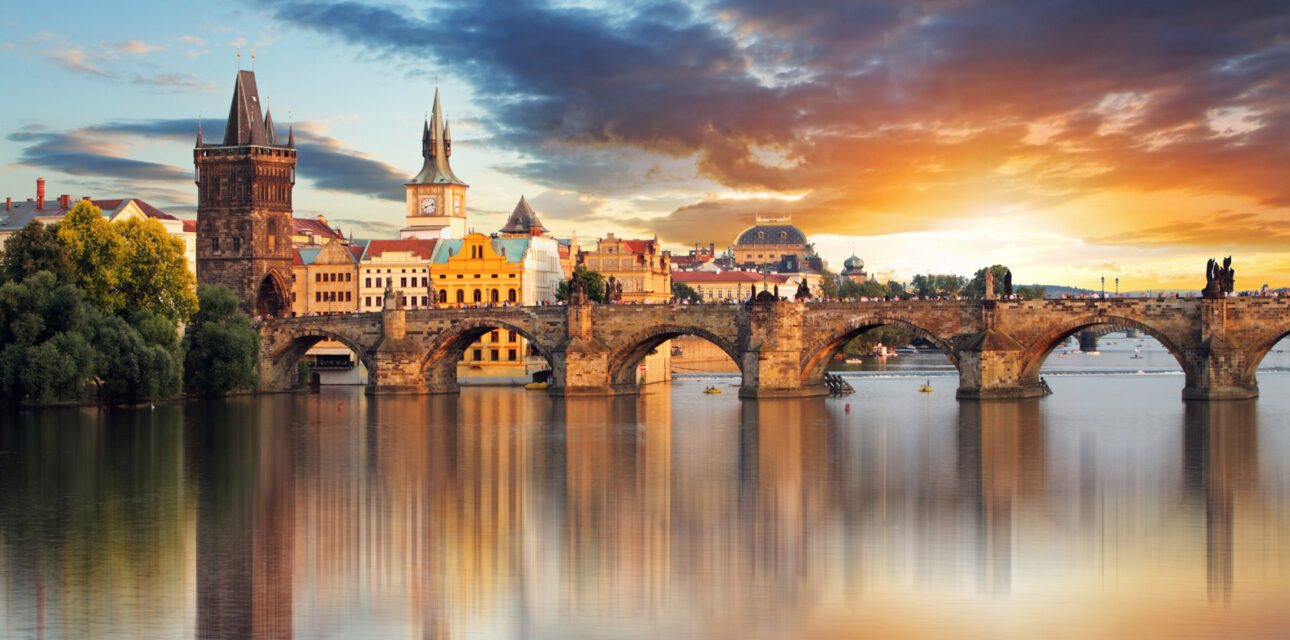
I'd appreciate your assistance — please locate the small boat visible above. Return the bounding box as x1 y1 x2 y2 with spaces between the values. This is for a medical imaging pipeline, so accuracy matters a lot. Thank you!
918 380 934 393
844 358 863 364
703 386 722 394
524 381 548 390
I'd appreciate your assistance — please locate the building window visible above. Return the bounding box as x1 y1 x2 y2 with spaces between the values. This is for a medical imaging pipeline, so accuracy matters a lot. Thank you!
421 277 427 287
421 296 428 306
346 292 352 302
473 289 481 303
490 349 499 361
439 290 448 304
490 330 500 342
232 237 241 253
490 289 499 303
456 290 464 303
401 277 407 288
508 289 517 303
508 331 517 342
508 349 517 361
374 277 382 287
315 273 321 282
365 296 371 307
315 292 321 302
211 238 219 252
472 348 482 361
365 277 371 288
346 273 352 282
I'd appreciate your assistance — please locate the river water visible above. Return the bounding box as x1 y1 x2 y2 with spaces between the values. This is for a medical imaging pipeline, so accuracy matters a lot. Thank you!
2 335 1288 639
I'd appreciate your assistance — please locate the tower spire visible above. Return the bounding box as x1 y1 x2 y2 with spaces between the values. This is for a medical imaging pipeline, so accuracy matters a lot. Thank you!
223 70 268 146
408 87 466 186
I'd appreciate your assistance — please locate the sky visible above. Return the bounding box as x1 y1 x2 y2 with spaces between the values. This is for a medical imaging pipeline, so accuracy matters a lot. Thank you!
2 0 1288 290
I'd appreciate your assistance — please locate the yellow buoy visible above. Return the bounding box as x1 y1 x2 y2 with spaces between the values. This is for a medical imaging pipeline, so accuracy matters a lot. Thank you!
524 382 548 390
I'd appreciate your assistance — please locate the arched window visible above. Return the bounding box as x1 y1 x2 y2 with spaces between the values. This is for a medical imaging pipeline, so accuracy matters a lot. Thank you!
473 289 482 303
456 290 464 303
490 289 499 303
508 289 517 303
439 290 448 304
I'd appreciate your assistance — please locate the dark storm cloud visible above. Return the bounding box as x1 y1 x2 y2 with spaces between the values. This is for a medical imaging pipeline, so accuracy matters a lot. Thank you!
7 118 406 203
259 0 1290 246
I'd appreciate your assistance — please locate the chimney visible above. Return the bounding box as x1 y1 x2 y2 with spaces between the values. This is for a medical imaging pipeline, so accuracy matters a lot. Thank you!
36 177 45 209
59 194 70 209
5 197 10 211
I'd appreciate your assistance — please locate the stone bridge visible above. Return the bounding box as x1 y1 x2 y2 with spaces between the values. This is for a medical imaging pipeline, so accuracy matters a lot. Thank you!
257 297 1290 401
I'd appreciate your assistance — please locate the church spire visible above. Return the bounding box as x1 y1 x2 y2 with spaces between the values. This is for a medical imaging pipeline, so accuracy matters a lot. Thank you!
408 87 466 186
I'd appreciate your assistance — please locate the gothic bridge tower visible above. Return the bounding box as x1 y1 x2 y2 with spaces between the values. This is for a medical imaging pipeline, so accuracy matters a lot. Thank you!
195 70 297 317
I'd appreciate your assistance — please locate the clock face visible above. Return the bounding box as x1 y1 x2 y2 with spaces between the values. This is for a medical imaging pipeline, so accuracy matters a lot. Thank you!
419 196 437 215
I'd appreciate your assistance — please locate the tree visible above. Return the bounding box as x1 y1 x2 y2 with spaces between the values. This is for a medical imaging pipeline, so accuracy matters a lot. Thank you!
116 217 198 323
1015 284 1047 300
819 270 840 299
0 220 73 284
911 273 967 298
94 314 182 403
555 264 607 303
56 201 126 316
843 324 915 354
0 272 100 404
886 280 909 299
963 265 1011 298
183 285 260 396
671 281 702 303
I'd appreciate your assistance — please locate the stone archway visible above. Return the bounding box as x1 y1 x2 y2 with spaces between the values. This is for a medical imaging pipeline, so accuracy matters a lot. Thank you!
605 325 744 392
799 314 958 385
419 318 559 394
256 270 290 318
1018 314 1189 384
264 329 375 391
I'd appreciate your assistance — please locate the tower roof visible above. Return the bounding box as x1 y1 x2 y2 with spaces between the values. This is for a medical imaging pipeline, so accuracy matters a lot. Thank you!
408 87 467 186
222 70 270 146
499 195 547 234
264 109 278 145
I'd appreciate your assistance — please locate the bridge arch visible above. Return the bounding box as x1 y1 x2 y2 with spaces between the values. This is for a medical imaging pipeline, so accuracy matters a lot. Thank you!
267 327 375 390
1243 321 1290 381
419 317 560 392
799 314 958 382
606 324 743 390
1019 314 1189 382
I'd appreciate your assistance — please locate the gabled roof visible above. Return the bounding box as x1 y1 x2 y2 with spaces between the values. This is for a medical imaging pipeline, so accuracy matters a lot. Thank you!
0 197 180 231
360 238 439 261
292 217 344 242
498 196 547 234
672 271 791 285
432 237 529 264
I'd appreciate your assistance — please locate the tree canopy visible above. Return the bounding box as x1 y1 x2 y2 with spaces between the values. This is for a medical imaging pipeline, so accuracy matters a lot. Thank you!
182 285 260 396
555 264 607 303
671 281 702 303
0 220 73 284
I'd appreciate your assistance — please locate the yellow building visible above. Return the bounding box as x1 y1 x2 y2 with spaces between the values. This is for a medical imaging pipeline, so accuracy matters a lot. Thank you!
671 270 792 302
431 232 555 383
580 233 671 302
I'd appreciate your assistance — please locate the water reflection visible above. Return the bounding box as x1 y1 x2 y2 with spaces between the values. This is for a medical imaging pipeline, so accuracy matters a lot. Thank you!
2 377 1290 638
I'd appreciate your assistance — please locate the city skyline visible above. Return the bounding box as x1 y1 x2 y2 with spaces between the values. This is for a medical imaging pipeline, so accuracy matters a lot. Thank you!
2 1 1288 290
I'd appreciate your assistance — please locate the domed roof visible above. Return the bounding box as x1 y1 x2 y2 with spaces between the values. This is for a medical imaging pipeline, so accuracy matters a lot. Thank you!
843 255 864 270
735 223 806 246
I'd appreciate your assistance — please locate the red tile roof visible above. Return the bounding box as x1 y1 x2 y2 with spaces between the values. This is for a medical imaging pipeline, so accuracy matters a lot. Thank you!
293 217 344 240
672 271 790 284
362 239 439 261
182 220 196 233
621 239 656 254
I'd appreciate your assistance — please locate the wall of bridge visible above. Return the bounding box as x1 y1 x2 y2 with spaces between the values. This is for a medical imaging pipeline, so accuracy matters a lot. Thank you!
255 297 1290 401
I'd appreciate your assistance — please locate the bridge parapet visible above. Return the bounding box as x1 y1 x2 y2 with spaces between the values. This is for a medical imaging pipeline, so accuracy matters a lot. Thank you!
252 296 1290 401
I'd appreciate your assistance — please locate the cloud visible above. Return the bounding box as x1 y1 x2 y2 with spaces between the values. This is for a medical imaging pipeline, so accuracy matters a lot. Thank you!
48 49 107 76
6 117 408 209
252 0 1290 265
112 40 167 55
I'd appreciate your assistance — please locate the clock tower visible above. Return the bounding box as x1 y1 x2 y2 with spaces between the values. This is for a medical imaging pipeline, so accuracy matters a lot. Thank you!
401 88 468 239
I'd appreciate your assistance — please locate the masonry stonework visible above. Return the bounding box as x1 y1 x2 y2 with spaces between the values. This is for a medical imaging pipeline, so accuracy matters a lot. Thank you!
256 297 1290 401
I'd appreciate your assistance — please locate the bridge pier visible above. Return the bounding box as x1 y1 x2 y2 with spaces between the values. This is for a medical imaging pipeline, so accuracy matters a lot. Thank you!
368 302 429 394
1181 337 1259 401
955 330 1048 400
1077 331 1100 352
740 300 826 398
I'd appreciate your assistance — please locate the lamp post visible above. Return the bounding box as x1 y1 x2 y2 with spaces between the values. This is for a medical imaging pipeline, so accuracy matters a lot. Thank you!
1115 277 1119 297
1101 276 1105 299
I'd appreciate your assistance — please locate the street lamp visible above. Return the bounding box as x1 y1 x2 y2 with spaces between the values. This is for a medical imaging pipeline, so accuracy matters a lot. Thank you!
1115 277 1119 297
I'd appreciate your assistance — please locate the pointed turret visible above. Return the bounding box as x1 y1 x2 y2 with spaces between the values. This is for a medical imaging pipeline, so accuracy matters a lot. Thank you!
222 70 269 146
499 195 548 236
196 120 203 146
264 109 278 145
443 119 452 157
287 124 294 148
408 87 467 186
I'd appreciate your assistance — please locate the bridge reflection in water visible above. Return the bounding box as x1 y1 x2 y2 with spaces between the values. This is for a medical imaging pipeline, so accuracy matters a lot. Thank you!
1 379 1288 638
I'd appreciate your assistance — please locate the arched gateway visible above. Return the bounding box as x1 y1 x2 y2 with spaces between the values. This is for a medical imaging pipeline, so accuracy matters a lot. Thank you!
255 296 1289 402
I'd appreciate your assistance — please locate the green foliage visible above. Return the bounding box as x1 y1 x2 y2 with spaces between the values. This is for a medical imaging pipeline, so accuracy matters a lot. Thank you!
911 274 967 298
0 272 99 404
1 221 73 284
819 270 840 299
671 281 702 303
94 313 183 404
886 280 909 299
183 285 260 396
116 217 198 323
963 265 1011 298
56 201 126 315
555 264 607 303
839 279 890 299
1015 284 1047 300
843 325 915 354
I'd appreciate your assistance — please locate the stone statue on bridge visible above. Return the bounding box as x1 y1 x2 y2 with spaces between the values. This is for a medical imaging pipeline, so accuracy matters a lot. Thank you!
794 277 812 301
1204 256 1236 298
1004 269 1013 298
606 275 623 303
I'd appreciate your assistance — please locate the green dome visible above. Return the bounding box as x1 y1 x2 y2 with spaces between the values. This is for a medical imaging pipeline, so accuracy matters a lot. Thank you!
843 255 864 271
